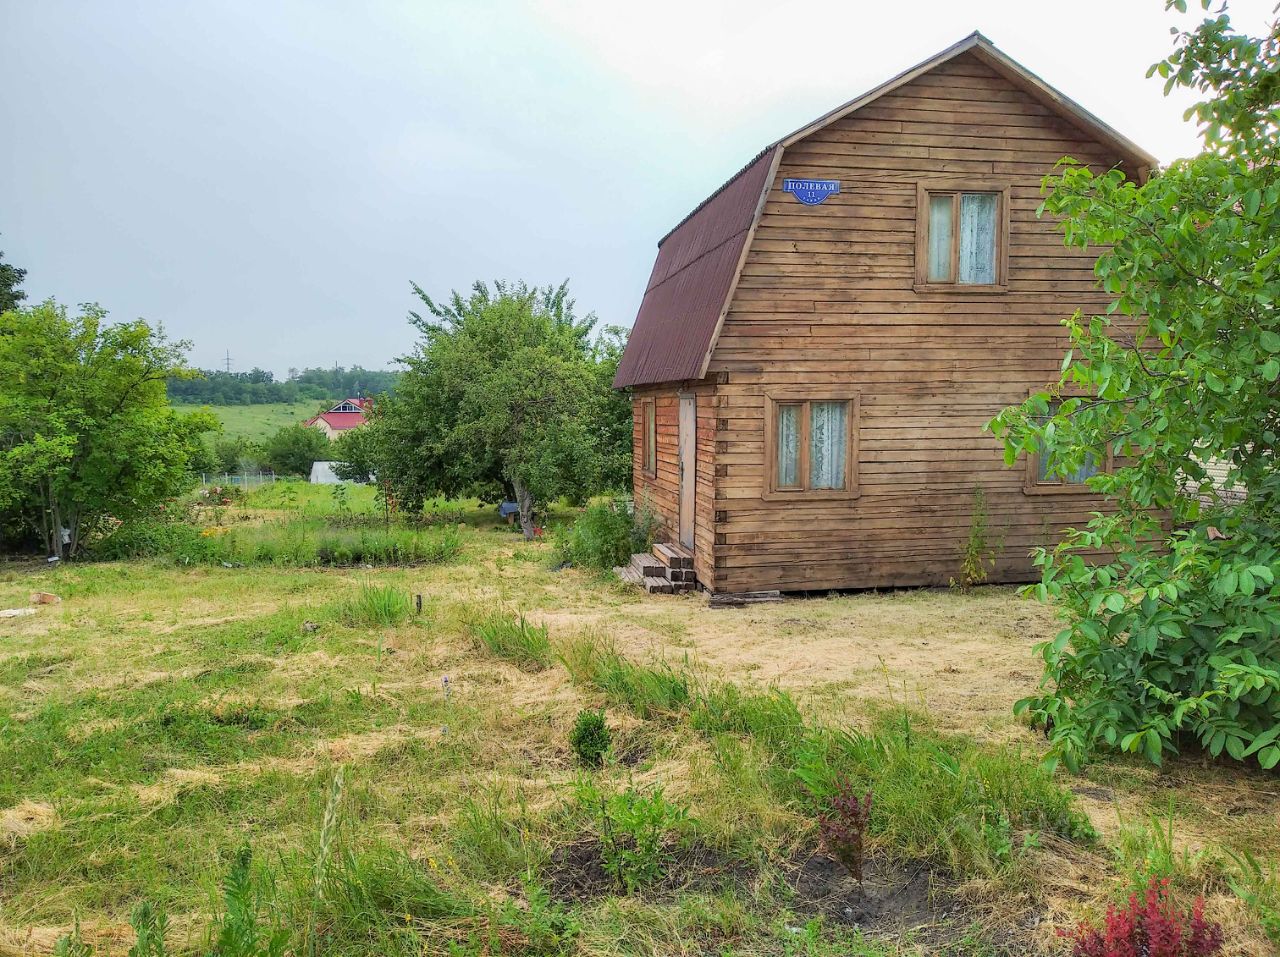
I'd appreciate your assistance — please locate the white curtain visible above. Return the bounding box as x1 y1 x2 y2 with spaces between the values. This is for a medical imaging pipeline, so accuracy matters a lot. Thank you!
809 401 847 490
927 194 953 282
959 193 997 284
1067 451 1100 484
776 404 800 487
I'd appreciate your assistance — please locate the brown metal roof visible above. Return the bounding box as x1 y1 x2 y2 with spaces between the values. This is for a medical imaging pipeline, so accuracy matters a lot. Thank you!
614 33 1156 390
612 146 778 388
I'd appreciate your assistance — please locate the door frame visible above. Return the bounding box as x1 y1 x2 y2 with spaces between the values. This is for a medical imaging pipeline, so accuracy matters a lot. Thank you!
677 392 696 551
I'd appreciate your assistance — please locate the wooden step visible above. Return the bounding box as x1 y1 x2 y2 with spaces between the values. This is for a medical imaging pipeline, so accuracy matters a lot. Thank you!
708 590 783 608
652 543 693 569
614 565 643 586
629 553 665 578
642 576 673 595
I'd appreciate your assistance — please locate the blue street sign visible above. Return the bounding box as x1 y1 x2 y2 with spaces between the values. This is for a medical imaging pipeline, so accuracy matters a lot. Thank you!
782 178 840 205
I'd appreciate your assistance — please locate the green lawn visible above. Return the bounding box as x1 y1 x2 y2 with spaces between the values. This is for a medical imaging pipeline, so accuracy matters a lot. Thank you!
189 401 327 443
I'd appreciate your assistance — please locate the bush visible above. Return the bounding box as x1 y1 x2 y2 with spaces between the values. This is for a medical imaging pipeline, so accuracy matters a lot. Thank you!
1063 878 1223 957
575 778 692 894
569 709 612 767
261 424 328 477
90 516 224 564
552 498 656 571
471 613 552 670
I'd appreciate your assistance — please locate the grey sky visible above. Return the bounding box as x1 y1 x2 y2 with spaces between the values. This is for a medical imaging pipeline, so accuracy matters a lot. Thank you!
2 0 1272 376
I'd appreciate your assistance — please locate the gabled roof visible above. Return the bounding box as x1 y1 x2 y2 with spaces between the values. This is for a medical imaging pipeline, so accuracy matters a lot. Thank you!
304 398 371 431
612 146 780 389
612 32 1157 390
305 411 367 431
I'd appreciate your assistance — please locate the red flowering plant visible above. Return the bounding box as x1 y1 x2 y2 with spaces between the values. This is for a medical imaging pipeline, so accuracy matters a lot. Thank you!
819 779 873 883
1064 878 1224 957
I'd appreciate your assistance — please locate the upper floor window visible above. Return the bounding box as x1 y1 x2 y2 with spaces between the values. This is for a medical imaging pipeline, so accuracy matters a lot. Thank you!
334 401 363 412
763 392 860 500
915 183 1009 291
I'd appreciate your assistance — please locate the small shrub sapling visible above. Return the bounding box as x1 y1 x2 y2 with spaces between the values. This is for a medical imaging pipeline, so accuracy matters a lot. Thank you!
819 779 873 882
1063 878 1224 957
569 709 612 767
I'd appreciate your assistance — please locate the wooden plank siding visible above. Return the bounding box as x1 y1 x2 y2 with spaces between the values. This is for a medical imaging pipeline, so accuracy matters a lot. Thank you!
630 383 718 589
704 51 1126 593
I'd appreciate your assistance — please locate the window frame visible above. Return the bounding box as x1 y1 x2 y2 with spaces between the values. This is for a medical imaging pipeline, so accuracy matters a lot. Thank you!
1022 393 1114 495
914 180 1011 293
641 398 657 479
762 391 861 501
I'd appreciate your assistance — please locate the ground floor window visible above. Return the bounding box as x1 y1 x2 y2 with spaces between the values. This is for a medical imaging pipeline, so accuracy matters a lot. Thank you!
1025 399 1110 493
764 393 860 500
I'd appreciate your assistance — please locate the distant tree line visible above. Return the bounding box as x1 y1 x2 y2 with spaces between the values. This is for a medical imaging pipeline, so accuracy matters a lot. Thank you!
167 366 400 405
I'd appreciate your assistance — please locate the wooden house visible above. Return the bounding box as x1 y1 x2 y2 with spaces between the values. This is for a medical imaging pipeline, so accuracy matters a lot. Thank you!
612 33 1155 596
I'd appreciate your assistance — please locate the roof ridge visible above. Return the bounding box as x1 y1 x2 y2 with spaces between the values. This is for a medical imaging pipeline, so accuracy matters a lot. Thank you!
657 144 776 246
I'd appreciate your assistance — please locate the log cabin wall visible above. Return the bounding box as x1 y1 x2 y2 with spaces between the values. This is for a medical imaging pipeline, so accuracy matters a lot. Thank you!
630 383 718 589
705 50 1126 593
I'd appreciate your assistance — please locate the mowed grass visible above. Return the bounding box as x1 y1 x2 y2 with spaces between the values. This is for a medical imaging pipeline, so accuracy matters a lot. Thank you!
0 493 1278 955
196 400 327 443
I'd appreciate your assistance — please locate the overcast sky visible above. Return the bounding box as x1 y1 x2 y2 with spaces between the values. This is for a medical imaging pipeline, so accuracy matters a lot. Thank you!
2 1 1273 376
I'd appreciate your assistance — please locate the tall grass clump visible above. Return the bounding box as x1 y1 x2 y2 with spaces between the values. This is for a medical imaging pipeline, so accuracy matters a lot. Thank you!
469 613 552 671
335 584 413 627
560 635 690 719
791 712 1095 878
552 498 658 571
691 682 807 763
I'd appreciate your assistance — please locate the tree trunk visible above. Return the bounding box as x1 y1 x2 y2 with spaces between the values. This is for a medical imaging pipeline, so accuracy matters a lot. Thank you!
511 478 536 541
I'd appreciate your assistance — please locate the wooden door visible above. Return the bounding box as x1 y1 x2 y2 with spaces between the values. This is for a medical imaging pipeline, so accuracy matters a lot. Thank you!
678 394 696 551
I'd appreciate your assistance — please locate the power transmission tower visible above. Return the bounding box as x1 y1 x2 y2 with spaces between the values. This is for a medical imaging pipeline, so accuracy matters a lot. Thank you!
225 350 232 373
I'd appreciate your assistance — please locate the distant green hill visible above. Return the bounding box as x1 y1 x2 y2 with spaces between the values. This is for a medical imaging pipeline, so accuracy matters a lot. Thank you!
206 400 326 443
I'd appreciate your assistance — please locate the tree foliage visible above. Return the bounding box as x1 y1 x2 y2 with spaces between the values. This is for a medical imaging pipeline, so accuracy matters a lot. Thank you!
991 3 1280 770
261 424 329 477
0 244 27 314
0 301 216 558
335 280 627 537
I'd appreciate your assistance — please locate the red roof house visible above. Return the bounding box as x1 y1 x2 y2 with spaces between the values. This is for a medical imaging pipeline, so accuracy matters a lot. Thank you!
305 398 371 440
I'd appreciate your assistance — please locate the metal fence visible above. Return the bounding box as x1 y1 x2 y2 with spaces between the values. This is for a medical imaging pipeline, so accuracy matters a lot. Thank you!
199 471 277 488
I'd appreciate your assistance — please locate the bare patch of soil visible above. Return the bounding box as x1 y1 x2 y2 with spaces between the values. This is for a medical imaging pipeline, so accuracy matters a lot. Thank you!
789 850 1017 952
543 838 748 903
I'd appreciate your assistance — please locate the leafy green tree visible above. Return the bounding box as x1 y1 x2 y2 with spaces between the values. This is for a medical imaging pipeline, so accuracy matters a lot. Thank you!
0 244 26 313
0 301 216 558
593 324 634 493
336 280 619 537
990 3 1280 771
211 434 263 474
261 424 328 477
